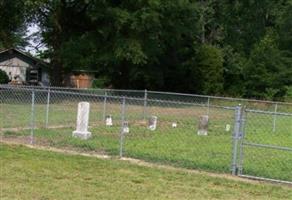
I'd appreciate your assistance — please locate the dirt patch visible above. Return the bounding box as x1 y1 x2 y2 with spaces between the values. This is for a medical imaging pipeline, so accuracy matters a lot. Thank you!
1 136 32 144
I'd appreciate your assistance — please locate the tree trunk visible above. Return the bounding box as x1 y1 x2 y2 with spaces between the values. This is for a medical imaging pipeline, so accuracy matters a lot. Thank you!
50 54 64 86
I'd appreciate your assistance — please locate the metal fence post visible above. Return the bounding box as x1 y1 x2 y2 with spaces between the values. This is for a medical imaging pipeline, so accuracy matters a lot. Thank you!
272 103 278 132
103 91 107 121
207 97 210 116
237 106 246 176
119 97 126 158
30 89 36 145
143 89 148 120
231 105 243 175
45 88 51 128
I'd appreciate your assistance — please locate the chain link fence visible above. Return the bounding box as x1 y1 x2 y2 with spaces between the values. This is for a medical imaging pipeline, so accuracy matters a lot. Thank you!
0 85 291 184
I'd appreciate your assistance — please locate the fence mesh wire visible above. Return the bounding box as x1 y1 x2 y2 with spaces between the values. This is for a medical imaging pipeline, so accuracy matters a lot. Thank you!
0 85 291 183
240 109 292 182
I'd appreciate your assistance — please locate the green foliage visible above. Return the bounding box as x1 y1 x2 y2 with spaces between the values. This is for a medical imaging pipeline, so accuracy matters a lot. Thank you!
243 31 292 100
277 0 292 52
222 46 246 96
0 69 9 84
92 77 110 89
0 0 28 48
284 86 292 102
196 45 224 95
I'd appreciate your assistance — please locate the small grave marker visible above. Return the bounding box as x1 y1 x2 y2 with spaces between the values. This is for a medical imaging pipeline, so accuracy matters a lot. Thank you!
105 115 113 126
122 121 130 134
172 122 177 128
225 124 231 132
148 116 158 131
197 115 209 136
72 102 91 140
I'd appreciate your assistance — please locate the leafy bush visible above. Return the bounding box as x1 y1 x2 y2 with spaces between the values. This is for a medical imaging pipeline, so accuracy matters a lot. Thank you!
92 77 110 88
285 86 292 102
0 69 9 84
243 32 291 100
196 45 224 95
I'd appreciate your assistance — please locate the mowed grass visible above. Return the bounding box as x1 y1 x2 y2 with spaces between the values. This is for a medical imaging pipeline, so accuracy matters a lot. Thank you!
1 101 292 182
2 122 292 182
0 144 292 200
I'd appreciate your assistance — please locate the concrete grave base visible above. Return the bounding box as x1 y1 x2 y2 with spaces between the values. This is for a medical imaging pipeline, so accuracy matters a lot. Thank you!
72 131 92 140
197 130 208 136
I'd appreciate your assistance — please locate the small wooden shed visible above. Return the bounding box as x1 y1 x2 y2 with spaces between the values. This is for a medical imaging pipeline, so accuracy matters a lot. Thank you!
68 71 94 88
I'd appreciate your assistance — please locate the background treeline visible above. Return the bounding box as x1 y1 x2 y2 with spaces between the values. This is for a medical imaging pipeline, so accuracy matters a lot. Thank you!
0 0 292 100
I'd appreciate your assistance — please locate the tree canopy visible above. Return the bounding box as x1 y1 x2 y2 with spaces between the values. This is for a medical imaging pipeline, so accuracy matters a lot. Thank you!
0 0 29 49
1 0 292 100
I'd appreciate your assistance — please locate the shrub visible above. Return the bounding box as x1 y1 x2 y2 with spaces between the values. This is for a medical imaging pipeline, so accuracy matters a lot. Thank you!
0 69 9 84
92 76 110 88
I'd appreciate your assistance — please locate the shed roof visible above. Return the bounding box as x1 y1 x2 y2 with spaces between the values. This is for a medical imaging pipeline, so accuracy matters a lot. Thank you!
0 48 48 68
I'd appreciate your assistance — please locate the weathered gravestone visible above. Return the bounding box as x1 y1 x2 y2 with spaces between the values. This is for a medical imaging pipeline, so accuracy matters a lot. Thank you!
122 121 130 133
172 122 177 128
225 124 231 132
197 115 209 136
72 102 92 140
148 116 158 131
105 115 113 126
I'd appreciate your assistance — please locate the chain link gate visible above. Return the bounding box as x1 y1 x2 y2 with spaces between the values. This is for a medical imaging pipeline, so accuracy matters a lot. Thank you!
232 106 292 184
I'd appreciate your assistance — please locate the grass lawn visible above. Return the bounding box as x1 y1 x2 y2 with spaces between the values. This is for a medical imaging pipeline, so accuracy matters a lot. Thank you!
0 144 292 200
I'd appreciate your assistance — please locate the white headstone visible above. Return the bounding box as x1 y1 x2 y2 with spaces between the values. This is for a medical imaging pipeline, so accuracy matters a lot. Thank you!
172 122 177 128
122 121 130 134
148 116 158 131
225 124 231 132
105 115 113 126
72 102 92 140
197 115 209 136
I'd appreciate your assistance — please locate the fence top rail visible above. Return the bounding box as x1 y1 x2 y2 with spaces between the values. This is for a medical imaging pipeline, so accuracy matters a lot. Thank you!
0 85 240 109
246 108 292 116
1 84 292 106
148 90 292 106
0 85 140 101
0 85 182 105
0 84 143 93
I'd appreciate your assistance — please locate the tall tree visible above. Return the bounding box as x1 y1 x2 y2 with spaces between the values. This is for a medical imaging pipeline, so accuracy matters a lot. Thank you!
243 31 292 100
31 0 93 85
0 0 28 49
